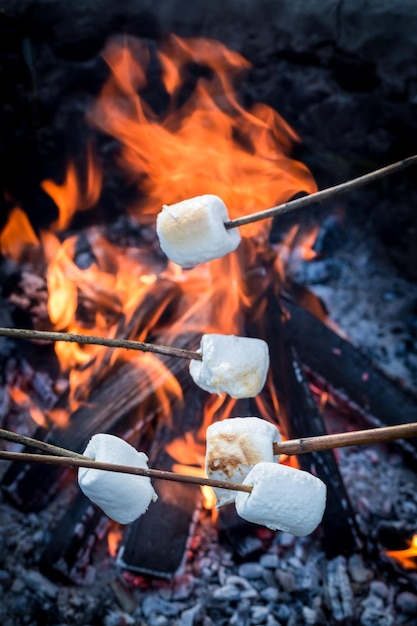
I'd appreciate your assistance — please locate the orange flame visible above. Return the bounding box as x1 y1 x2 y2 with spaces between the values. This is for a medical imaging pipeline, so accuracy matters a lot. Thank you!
1 35 317 475
0 207 40 262
107 524 123 558
89 35 316 231
41 146 102 232
386 535 417 569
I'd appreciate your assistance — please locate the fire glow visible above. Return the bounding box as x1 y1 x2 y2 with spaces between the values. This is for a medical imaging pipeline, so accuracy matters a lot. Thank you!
386 535 417 570
1 35 317 516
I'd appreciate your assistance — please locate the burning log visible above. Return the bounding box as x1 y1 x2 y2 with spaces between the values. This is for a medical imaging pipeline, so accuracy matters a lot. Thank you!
262 286 362 556
283 294 417 463
117 386 208 578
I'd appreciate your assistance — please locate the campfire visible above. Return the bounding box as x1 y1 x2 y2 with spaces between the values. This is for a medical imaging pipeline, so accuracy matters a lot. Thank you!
1 7 417 624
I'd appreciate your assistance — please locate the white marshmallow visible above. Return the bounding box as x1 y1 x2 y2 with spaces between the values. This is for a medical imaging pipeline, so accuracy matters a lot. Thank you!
189 334 269 399
78 434 157 524
156 194 241 268
235 461 327 536
206 417 281 508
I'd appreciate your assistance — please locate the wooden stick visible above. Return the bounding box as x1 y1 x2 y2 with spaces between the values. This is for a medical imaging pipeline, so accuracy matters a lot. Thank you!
224 155 417 229
273 422 417 456
0 327 202 362
0 427 87 460
0 450 253 493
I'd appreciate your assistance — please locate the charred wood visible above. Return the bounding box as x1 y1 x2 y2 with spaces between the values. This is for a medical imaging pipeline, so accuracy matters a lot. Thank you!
118 386 207 578
263 286 361 556
39 491 109 584
283 294 417 461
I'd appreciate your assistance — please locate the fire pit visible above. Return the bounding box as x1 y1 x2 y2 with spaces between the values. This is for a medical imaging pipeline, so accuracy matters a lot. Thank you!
1 1 417 624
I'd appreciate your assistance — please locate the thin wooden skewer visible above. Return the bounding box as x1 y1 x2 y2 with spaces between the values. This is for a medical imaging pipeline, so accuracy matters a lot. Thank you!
0 327 203 361
224 154 417 230
0 450 253 493
273 422 417 456
0 427 87 460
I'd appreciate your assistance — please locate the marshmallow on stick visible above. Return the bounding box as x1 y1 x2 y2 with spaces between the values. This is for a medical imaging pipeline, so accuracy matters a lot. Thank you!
78 434 157 524
235 461 327 536
156 194 241 268
189 334 269 399
206 417 281 508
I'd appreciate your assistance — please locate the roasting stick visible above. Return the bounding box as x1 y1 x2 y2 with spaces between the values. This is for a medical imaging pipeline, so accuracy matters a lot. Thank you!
273 421 417 456
0 450 253 493
0 427 86 460
224 154 417 230
0 327 202 361
1 422 417 493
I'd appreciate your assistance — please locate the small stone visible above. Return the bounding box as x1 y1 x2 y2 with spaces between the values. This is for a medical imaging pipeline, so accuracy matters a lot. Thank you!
238 563 265 579
279 533 295 548
369 581 389 599
302 606 317 625
275 569 296 593
260 586 279 602
142 595 184 618
251 605 270 623
274 604 291 623
149 617 169 626
266 616 282 626
360 605 394 626
396 591 417 614
259 554 279 569
212 584 241 601
348 554 373 584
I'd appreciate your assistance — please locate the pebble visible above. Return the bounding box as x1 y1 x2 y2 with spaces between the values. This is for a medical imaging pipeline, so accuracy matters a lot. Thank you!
212 584 241 601
251 605 270 623
238 563 265 580
260 586 279 602
279 533 295 548
360 605 394 626
302 606 317 625
369 581 389 599
142 595 185 618
259 554 279 569
275 569 296 593
396 591 417 614
348 554 374 584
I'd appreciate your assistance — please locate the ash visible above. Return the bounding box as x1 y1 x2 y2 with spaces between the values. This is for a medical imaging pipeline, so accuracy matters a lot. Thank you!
1 229 417 625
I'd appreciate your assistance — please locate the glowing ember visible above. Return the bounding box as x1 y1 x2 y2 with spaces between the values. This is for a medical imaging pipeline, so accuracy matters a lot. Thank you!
386 535 417 569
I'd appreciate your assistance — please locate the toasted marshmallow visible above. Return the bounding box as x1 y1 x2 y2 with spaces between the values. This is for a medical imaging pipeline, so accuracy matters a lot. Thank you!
189 334 269 399
206 417 281 508
235 461 327 536
156 194 241 268
78 434 157 524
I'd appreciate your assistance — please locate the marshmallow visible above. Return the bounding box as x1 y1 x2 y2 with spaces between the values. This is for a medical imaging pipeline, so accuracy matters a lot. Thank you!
189 334 269 398
78 434 158 524
235 461 327 536
206 417 281 508
156 194 241 268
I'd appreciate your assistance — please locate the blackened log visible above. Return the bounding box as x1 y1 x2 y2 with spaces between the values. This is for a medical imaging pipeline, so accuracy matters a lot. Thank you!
118 448 202 578
264 286 362 556
39 491 109 584
118 386 207 578
283 294 417 460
